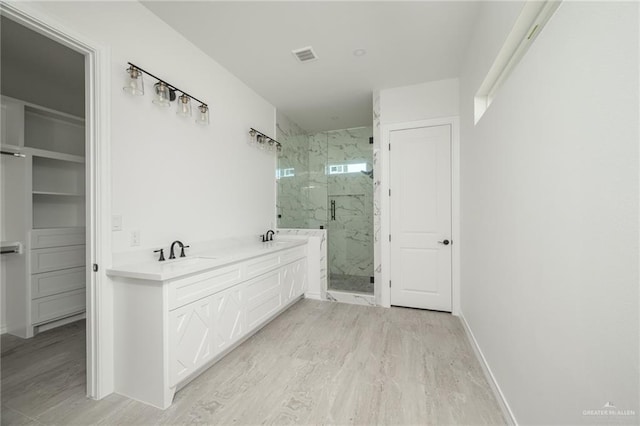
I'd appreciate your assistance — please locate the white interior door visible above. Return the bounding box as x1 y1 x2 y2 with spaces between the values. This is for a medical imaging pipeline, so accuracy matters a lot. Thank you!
390 125 452 311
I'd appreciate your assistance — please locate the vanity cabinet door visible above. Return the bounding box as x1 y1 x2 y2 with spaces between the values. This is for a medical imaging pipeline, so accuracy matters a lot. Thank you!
291 258 307 298
280 259 307 304
212 283 246 355
169 296 215 387
280 262 295 304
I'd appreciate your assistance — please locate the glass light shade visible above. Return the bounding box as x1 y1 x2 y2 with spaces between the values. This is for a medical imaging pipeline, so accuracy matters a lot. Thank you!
123 66 144 96
258 136 267 150
195 104 210 125
176 94 192 117
153 82 171 108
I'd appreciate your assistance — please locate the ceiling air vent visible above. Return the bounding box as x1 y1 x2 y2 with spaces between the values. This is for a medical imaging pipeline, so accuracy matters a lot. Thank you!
292 46 318 63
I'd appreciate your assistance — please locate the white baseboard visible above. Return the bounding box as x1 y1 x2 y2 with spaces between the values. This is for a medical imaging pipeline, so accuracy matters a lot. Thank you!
304 292 322 300
459 312 517 425
36 312 86 334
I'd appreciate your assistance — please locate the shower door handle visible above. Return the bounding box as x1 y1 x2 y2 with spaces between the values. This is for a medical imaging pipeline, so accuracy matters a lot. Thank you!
330 200 336 221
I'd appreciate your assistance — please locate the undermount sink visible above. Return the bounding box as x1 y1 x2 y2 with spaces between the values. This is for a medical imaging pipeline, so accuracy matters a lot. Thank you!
260 241 289 248
160 257 217 270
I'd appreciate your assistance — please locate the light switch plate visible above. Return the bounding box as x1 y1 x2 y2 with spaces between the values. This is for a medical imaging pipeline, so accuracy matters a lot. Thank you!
131 230 140 246
112 215 122 231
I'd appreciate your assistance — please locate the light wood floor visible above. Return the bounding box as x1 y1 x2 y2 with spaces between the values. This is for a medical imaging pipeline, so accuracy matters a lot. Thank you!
1 299 504 425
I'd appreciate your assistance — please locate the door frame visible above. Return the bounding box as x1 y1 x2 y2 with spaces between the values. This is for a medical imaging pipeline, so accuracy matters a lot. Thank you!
380 117 460 314
0 2 112 399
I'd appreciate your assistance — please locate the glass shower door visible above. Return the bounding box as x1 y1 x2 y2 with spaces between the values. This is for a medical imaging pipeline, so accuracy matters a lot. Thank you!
326 128 374 294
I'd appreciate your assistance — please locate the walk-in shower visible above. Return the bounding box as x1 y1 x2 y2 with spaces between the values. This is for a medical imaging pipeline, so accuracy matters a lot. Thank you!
277 125 374 295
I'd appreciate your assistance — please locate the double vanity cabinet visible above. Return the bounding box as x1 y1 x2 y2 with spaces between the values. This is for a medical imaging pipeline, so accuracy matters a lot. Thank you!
107 240 308 409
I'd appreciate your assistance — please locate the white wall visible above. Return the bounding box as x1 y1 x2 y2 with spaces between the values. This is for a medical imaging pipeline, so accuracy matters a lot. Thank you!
379 78 459 125
459 2 639 424
377 78 460 308
28 1 276 254
18 1 276 396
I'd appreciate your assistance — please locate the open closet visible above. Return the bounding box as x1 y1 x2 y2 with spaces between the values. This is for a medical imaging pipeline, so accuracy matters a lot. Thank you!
1 16 86 338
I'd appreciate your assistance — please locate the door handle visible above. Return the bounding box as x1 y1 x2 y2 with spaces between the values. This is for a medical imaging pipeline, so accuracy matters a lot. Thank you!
438 239 451 245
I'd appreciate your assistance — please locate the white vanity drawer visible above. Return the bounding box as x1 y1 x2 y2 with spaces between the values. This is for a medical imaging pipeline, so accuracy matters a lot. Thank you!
246 270 281 329
30 245 85 274
169 264 242 310
31 266 85 298
279 246 306 265
31 228 85 249
31 288 85 325
244 252 280 280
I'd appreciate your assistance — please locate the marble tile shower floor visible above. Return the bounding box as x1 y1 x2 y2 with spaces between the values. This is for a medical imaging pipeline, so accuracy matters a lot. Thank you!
0 299 504 425
329 273 374 294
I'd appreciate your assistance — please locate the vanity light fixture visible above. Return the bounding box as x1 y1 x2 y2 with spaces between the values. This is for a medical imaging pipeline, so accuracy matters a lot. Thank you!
176 94 192 117
123 65 144 96
153 81 173 108
195 104 210 125
122 62 209 125
249 128 282 153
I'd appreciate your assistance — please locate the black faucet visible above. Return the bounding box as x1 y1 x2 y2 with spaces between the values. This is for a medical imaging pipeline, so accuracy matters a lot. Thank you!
169 240 190 259
265 230 275 242
154 248 166 261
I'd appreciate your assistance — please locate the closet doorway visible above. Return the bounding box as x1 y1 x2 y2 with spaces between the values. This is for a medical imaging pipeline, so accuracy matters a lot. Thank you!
0 4 107 401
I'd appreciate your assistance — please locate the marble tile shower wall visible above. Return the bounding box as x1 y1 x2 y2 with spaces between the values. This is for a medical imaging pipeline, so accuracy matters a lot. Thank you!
372 93 382 305
276 113 373 283
307 132 329 229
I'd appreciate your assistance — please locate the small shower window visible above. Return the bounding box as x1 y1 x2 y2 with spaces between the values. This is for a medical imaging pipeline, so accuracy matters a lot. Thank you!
327 163 367 175
276 168 295 179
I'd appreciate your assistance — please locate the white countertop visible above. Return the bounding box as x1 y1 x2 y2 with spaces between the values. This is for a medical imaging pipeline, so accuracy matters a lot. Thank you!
106 239 306 282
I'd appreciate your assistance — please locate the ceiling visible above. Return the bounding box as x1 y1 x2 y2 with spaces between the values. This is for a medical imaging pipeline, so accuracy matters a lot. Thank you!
143 1 480 133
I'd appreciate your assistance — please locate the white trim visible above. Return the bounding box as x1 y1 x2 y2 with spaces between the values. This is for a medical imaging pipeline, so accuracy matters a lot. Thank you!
459 312 518 425
0 325 7 335
35 312 86 334
304 292 322 300
474 1 561 123
380 117 460 314
0 2 112 400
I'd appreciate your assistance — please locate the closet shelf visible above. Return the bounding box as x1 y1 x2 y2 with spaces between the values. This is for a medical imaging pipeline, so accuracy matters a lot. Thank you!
32 226 86 230
26 147 85 163
32 191 85 197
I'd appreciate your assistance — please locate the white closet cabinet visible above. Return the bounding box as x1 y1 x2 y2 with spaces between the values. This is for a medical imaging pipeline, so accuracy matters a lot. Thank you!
1 96 86 338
